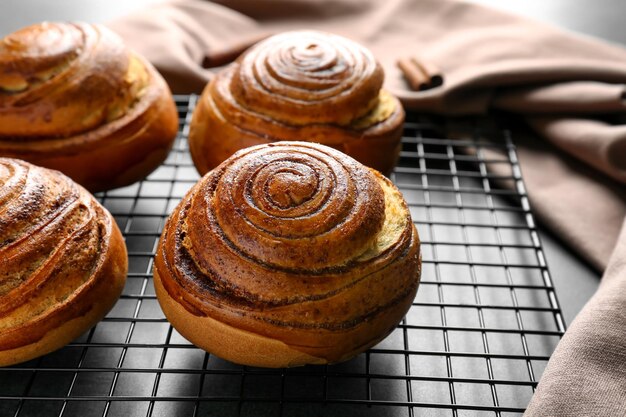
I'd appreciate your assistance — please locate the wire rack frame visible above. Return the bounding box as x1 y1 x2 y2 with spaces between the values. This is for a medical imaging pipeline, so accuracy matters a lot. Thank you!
0 95 566 417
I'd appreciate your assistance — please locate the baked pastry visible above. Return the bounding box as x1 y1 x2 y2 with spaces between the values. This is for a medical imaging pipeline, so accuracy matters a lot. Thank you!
0 158 127 366
189 30 405 176
0 22 178 192
154 141 420 367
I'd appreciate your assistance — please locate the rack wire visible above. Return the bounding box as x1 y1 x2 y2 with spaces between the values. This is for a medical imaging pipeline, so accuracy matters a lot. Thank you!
0 95 566 417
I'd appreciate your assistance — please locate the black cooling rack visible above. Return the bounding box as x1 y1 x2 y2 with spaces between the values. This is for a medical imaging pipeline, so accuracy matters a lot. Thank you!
0 95 566 417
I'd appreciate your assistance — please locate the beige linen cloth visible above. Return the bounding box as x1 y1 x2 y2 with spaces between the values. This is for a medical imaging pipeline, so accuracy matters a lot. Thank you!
108 0 626 415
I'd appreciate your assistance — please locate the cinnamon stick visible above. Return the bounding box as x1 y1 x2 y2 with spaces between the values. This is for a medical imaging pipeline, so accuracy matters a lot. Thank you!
397 57 443 91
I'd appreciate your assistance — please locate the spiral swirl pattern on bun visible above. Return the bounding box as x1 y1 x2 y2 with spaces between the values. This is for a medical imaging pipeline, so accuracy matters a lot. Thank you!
0 22 178 192
154 142 420 367
233 31 383 125
0 158 127 366
189 31 405 175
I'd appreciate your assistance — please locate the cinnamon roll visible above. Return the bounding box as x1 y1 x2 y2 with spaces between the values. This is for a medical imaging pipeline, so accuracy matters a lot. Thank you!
0 22 178 192
189 31 405 176
0 158 127 366
154 142 420 367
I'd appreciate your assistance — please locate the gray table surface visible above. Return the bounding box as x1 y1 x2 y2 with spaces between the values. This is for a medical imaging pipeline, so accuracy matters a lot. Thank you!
1 0 618 325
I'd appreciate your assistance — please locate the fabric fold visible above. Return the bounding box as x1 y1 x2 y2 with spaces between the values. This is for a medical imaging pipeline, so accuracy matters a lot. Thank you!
107 0 263 92
527 117 626 184
525 220 626 416
492 82 626 114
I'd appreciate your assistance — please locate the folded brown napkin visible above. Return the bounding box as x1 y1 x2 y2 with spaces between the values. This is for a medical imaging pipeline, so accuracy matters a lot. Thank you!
526 220 626 416
108 0 626 414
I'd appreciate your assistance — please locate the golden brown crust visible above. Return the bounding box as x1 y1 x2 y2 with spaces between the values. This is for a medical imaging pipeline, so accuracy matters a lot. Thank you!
154 142 420 367
189 30 405 176
153 268 326 368
0 158 127 366
0 22 178 192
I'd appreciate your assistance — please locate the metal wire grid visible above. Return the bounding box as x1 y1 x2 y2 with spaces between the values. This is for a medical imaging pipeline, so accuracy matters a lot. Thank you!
0 95 566 417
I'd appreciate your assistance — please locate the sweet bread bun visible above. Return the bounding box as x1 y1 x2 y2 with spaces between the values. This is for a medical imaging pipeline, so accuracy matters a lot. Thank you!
154 141 420 367
0 22 178 192
189 30 405 176
0 158 127 366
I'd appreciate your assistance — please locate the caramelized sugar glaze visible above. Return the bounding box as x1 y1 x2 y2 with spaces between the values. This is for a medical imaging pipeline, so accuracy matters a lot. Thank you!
0 22 178 191
0 158 127 366
155 142 420 367
190 31 405 175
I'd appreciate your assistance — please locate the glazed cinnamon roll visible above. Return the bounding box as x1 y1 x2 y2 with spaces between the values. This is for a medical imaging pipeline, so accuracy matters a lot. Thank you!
189 31 405 176
154 142 420 367
0 22 178 192
0 158 127 366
